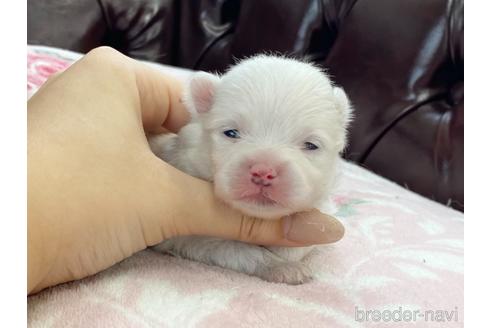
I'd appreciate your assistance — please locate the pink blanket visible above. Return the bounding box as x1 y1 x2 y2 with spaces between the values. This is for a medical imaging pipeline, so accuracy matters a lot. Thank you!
27 46 464 328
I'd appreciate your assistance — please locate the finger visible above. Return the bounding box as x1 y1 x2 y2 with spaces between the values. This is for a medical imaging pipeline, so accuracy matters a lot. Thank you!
144 158 345 247
280 210 345 245
76 47 191 134
208 207 345 247
131 62 191 133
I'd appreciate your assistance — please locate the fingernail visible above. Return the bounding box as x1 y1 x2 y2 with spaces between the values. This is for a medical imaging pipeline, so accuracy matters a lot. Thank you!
282 211 345 244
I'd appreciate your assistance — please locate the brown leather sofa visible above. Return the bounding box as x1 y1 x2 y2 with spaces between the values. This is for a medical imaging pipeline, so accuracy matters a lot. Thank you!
28 0 464 211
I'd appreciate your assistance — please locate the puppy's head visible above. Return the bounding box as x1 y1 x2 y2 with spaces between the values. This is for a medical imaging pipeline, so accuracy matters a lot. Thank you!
184 55 352 219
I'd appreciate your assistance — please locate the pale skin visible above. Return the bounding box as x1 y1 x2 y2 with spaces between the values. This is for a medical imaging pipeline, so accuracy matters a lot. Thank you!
27 47 345 295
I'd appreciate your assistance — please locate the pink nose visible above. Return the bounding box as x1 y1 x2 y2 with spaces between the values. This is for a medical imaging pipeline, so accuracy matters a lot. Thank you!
250 163 277 186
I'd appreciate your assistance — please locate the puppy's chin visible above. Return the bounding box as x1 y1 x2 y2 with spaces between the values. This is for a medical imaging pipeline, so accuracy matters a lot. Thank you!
215 187 312 219
229 199 295 219
213 178 321 219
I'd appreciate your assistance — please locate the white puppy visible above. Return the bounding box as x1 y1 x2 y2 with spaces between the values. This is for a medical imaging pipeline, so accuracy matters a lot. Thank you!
149 55 351 284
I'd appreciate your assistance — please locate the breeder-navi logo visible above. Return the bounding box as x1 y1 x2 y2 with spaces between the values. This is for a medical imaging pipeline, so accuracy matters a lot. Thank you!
355 306 459 323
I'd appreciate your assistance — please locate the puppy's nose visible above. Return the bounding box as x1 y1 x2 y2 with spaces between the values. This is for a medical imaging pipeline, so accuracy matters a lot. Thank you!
250 163 277 186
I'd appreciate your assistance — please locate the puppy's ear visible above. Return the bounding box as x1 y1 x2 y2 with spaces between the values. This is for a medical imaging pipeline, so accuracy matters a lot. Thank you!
183 71 221 114
332 86 353 151
333 87 353 127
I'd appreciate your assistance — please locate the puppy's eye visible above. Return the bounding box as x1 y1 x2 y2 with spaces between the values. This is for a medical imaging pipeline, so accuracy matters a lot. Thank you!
303 142 319 150
223 129 240 139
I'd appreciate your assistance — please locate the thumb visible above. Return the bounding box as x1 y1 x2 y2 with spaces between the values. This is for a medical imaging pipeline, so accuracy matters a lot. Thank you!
200 204 345 247
153 161 345 247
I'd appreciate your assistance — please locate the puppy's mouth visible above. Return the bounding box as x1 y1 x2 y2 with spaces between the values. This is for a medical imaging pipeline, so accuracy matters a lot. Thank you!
225 184 298 218
240 193 278 207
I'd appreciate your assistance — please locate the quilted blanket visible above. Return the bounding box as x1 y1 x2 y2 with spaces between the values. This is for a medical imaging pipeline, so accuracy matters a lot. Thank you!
27 46 464 328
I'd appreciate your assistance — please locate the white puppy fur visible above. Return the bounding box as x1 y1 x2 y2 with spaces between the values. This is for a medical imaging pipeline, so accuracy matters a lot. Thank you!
149 55 351 284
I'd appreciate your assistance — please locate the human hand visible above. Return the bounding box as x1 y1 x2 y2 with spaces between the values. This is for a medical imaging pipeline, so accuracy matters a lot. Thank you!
27 47 344 294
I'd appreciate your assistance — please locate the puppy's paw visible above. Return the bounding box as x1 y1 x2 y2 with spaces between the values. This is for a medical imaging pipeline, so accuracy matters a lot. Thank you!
257 261 313 285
